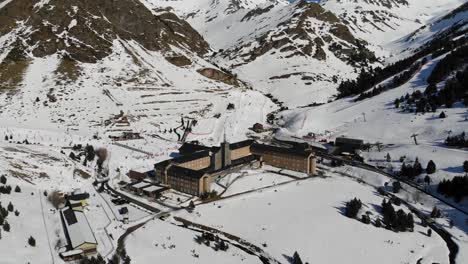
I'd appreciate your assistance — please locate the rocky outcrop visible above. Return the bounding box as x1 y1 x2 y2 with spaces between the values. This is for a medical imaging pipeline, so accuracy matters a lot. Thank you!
197 68 239 86
165 55 192 67
0 0 210 63
220 2 375 65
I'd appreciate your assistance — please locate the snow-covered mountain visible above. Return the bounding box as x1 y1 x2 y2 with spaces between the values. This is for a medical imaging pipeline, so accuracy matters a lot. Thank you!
0 0 275 140
0 0 466 132
143 0 466 106
322 0 466 49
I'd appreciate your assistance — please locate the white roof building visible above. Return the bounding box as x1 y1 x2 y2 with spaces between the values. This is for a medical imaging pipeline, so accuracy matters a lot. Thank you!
142 185 166 193
61 207 97 250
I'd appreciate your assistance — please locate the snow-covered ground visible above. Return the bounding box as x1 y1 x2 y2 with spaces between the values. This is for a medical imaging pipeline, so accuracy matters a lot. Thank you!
216 166 295 196
126 219 260 264
329 165 468 264
0 182 63 264
175 173 449 264
280 52 468 188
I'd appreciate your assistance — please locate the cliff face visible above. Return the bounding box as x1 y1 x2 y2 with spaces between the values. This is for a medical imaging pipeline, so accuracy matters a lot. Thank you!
0 0 209 63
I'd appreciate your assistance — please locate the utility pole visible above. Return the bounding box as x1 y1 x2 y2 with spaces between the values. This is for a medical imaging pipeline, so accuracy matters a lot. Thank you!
411 133 419 145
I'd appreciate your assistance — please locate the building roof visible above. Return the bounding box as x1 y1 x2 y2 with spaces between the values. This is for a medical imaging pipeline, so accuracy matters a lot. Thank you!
142 185 166 193
251 143 313 157
173 150 210 164
167 165 208 180
127 170 147 180
61 207 97 249
130 181 153 189
335 137 364 146
67 190 89 201
230 139 254 150
60 249 84 257
178 142 211 154
154 159 172 169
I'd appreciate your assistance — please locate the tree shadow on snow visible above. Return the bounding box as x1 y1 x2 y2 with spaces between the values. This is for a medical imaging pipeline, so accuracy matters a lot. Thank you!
441 166 463 174
334 201 347 216
282 254 294 264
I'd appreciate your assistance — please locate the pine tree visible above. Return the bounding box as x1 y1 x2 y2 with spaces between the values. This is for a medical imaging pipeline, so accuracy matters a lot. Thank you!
426 160 436 174
28 236 36 247
0 175 6 184
439 111 446 118
406 213 414 231
3 221 10 232
386 153 391 162
14 210 19 216
463 160 468 173
431 207 441 218
14 186 21 193
345 198 362 218
292 251 303 264
7 202 13 212
375 218 382 228
424 175 431 185
392 181 402 193
382 201 396 228
414 158 423 176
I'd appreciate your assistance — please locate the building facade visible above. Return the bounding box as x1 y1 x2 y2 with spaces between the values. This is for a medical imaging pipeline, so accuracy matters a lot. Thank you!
251 143 316 175
153 140 316 196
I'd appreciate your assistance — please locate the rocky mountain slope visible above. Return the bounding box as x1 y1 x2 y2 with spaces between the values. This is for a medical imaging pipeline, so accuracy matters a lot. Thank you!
144 0 466 107
0 0 276 138
0 0 466 133
144 0 378 106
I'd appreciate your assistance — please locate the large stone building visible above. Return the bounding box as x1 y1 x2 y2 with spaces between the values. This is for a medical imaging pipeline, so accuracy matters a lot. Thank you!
154 140 256 196
251 143 316 175
153 140 316 196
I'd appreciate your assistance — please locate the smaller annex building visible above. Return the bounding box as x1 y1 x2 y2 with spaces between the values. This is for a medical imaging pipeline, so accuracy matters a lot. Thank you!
251 143 316 175
59 206 97 261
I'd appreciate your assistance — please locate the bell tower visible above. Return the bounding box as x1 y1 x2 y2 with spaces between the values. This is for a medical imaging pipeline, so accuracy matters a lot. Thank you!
221 131 231 168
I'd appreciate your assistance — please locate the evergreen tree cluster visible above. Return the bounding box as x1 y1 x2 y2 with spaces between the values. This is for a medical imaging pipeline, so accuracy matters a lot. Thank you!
395 66 468 114
0 202 11 233
427 44 468 85
355 61 422 101
381 199 414 231
399 158 423 179
0 185 12 194
337 36 467 98
79 255 106 264
445 132 468 148
345 198 362 218
437 176 468 202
